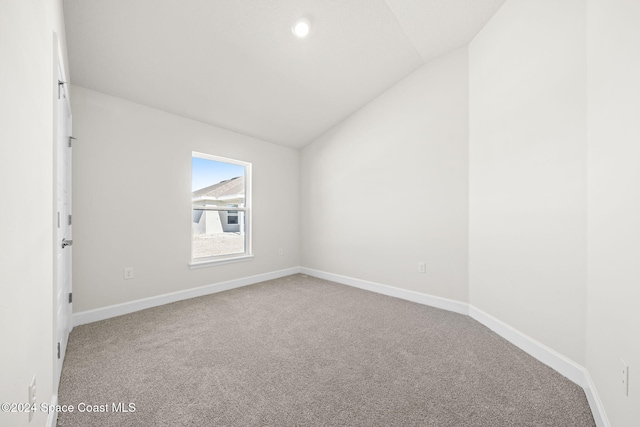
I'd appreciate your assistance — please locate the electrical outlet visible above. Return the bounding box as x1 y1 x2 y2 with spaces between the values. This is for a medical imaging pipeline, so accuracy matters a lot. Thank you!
278 248 283 256
418 262 426 273
124 267 134 280
28 375 36 422
622 359 629 396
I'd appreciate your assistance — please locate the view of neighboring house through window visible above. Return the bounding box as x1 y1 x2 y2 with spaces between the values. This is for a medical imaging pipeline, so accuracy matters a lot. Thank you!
191 152 252 265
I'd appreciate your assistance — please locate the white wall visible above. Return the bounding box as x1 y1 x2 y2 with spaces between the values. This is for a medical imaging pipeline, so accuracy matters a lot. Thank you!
4 1 631 424
70 86 300 313
301 48 469 302
468 0 587 364
0 1 68 426
586 0 640 424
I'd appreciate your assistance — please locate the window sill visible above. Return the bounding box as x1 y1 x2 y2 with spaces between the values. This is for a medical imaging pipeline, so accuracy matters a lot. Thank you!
189 254 254 269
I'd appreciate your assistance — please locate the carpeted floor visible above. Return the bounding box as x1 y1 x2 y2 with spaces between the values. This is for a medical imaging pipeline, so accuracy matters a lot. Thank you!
57 274 595 426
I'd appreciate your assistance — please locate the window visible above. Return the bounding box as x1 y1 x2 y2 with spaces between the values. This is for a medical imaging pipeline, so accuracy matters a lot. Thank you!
226 204 239 225
190 152 252 267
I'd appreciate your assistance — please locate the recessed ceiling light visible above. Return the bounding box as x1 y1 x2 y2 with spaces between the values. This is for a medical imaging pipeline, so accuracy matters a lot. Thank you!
292 18 310 38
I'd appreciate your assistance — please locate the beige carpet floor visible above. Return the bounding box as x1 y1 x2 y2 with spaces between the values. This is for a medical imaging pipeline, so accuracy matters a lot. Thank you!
57 274 595 426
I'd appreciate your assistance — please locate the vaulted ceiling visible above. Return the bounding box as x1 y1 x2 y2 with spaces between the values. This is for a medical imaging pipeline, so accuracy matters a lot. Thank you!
63 0 506 148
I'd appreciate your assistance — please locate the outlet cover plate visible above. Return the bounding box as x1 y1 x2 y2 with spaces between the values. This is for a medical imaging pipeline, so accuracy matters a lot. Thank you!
622 359 629 396
418 262 426 273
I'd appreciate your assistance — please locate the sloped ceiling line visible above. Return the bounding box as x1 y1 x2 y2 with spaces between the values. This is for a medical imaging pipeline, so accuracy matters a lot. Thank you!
63 0 506 148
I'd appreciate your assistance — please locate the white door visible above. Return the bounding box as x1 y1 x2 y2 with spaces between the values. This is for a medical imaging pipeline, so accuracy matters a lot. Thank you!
54 51 73 389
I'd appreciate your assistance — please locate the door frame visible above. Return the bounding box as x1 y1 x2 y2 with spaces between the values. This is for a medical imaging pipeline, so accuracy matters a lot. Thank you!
53 33 73 392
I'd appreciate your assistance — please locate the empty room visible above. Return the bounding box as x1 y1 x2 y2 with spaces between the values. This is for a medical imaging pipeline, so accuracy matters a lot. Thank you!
1 0 639 426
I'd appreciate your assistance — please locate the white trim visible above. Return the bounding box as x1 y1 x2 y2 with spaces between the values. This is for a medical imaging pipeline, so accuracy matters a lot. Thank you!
582 370 611 427
300 267 469 315
300 267 608 426
189 254 254 269
192 151 250 168
468 306 585 385
70 265 608 426
468 306 609 426
193 205 247 211
46 394 58 427
73 267 300 326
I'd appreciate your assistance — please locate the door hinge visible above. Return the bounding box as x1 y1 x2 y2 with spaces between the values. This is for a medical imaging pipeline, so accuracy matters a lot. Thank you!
58 80 66 99
57 212 60 228
68 214 72 226
57 342 61 359
68 292 72 304
68 136 76 147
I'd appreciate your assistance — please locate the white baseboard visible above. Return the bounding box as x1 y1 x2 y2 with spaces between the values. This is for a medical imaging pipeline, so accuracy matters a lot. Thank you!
73 267 301 326
582 370 611 427
468 305 585 385
46 395 58 427
469 308 608 426
300 267 608 427
300 267 469 315
70 265 608 427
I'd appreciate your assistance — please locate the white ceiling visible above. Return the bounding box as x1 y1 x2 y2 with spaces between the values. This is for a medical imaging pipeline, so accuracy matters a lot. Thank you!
63 0 506 148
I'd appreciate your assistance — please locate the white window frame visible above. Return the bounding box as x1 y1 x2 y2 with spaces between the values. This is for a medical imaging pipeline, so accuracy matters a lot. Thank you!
189 152 253 268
